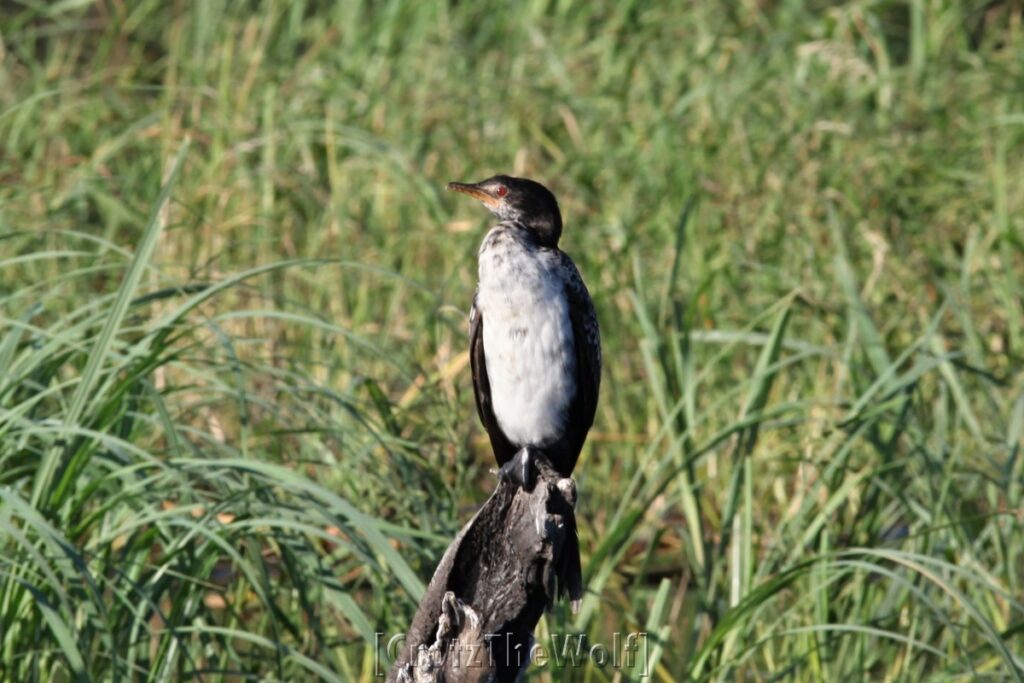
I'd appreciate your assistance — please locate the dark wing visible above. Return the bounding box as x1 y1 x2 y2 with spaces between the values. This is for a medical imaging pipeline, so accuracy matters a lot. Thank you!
561 254 602 474
469 294 518 467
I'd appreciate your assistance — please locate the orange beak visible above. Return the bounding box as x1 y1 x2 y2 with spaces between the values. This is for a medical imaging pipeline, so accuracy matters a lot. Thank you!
447 181 502 209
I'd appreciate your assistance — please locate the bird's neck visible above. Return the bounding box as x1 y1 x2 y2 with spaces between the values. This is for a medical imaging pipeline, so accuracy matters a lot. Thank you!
481 222 533 252
523 215 561 248
486 220 560 250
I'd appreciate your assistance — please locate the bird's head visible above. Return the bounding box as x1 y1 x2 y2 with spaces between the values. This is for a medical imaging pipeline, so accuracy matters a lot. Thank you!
447 175 563 247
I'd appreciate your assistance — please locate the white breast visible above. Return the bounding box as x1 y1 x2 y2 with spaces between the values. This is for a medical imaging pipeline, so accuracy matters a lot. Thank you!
477 227 576 447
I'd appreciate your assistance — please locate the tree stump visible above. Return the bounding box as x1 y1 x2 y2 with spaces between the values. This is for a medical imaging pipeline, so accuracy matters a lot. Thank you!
388 453 581 683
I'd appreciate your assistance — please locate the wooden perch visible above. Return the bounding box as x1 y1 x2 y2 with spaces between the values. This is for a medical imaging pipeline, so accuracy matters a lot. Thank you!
388 452 581 683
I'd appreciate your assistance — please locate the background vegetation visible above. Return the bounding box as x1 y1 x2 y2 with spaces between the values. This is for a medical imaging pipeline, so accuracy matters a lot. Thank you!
1 0 1022 680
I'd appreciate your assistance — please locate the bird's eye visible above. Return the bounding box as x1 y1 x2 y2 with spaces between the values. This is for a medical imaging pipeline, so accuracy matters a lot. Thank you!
496 186 508 198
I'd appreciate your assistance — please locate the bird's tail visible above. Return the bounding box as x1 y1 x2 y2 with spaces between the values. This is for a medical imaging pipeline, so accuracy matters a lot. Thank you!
558 515 583 611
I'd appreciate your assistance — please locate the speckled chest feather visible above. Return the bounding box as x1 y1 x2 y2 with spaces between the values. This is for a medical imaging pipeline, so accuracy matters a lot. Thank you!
476 224 577 446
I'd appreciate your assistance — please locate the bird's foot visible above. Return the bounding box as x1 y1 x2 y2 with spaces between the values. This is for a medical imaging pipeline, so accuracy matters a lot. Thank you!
556 477 577 509
498 447 534 490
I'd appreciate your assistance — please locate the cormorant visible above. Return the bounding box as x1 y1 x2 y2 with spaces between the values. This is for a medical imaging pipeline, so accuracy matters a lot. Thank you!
447 175 601 484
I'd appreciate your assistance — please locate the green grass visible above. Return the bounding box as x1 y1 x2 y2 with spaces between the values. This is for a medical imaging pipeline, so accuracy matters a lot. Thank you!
1 1 1023 680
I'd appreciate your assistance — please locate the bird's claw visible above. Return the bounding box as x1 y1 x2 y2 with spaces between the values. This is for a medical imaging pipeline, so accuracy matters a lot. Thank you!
498 447 534 489
556 477 577 508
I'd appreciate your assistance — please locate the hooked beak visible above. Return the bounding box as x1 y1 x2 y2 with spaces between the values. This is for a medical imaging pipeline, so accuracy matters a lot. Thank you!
446 181 502 209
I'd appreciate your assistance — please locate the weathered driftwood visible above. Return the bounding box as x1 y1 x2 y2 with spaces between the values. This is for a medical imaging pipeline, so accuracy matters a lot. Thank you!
388 454 581 683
